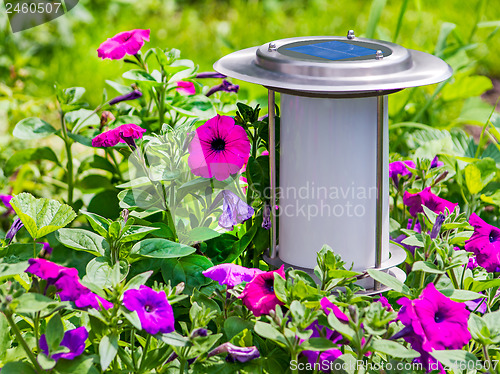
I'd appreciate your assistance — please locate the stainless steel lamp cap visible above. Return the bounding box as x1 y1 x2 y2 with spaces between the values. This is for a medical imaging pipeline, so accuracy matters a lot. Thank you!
214 35 452 95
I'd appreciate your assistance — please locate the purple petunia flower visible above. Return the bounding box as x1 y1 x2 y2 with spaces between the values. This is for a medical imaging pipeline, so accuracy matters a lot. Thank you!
123 285 175 335
262 203 271 230
206 80 239 97
92 123 146 148
202 263 264 288
430 156 444 169
391 218 421 255
40 326 88 361
176 81 196 95
396 283 470 366
465 297 487 314
26 259 112 310
5 218 24 244
38 242 53 255
430 213 446 239
403 187 458 217
301 298 348 370
196 72 227 79
97 29 150 60
464 213 500 272
217 190 254 230
389 160 416 188
375 296 394 312
109 90 142 105
208 342 260 363
188 115 251 181
74 292 113 310
467 256 478 270
238 265 285 317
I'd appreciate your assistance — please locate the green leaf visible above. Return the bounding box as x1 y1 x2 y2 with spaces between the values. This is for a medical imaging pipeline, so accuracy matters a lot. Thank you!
46 314 64 352
10 193 76 239
224 316 254 341
442 75 493 101
365 0 387 38
0 362 37 374
54 356 100 374
412 261 445 274
184 227 221 243
430 350 478 370
300 338 337 352
439 289 485 302
13 117 57 140
160 254 213 292
124 271 153 290
4 147 59 175
0 313 10 360
80 212 111 237
254 321 287 346
327 311 355 340
56 228 109 256
120 225 159 243
160 332 190 347
465 158 496 195
131 238 195 258
84 258 128 288
37 352 57 370
99 334 118 371
123 69 161 85
468 313 491 344
370 339 420 358
15 293 61 313
367 269 411 295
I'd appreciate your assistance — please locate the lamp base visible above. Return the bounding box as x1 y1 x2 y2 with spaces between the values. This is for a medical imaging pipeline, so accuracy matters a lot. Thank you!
263 242 407 295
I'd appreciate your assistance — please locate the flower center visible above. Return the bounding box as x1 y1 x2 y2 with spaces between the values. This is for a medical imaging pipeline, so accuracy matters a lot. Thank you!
144 304 154 313
211 138 226 151
434 311 445 323
489 231 498 243
264 278 274 292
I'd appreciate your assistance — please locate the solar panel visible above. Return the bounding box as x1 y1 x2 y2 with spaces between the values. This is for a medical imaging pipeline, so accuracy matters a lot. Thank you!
285 40 377 61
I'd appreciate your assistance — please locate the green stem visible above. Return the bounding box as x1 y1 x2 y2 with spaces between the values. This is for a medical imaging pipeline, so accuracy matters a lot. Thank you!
291 351 299 374
179 358 187 374
4 312 43 373
138 334 151 373
34 311 40 352
131 330 137 371
448 268 460 289
159 86 166 129
60 112 74 207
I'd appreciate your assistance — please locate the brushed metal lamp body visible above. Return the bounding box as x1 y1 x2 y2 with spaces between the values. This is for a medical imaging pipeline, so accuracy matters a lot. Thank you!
214 32 452 292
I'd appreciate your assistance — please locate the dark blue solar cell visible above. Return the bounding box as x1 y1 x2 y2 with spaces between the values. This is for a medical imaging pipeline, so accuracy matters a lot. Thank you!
285 41 377 61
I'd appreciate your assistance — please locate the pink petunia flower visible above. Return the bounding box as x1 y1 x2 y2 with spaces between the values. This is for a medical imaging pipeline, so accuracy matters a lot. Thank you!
0 194 13 213
238 265 285 317
176 81 196 95
464 213 500 272
403 187 458 217
202 263 264 288
92 123 146 148
97 29 150 60
188 115 251 181
396 283 470 369
123 285 175 335
40 326 88 361
389 160 415 188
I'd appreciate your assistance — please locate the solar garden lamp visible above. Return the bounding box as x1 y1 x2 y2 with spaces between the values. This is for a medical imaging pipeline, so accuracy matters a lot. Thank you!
214 31 452 293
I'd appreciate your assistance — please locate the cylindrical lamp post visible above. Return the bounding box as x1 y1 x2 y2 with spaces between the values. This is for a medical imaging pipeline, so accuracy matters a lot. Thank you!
214 32 452 292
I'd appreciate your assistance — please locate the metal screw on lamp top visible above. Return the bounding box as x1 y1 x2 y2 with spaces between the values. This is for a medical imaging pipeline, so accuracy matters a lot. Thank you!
214 31 452 294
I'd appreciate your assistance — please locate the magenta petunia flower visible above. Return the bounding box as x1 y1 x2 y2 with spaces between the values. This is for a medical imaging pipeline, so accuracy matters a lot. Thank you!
218 190 254 230
97 29 150 60
40 326 88 361
467 256 478 270
396 283 470 354
375 296 393 312
188 115 251 181
176 81 196 95
38 242 53 255
92 123 146 148
202 263 264 288
123 285 175 335
26 259 112 309
238 265 285 317
465 297 487 314
464 213 500 272
0 194 13 213
403 187 458 217
389 160 415 188
301 298 348 370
